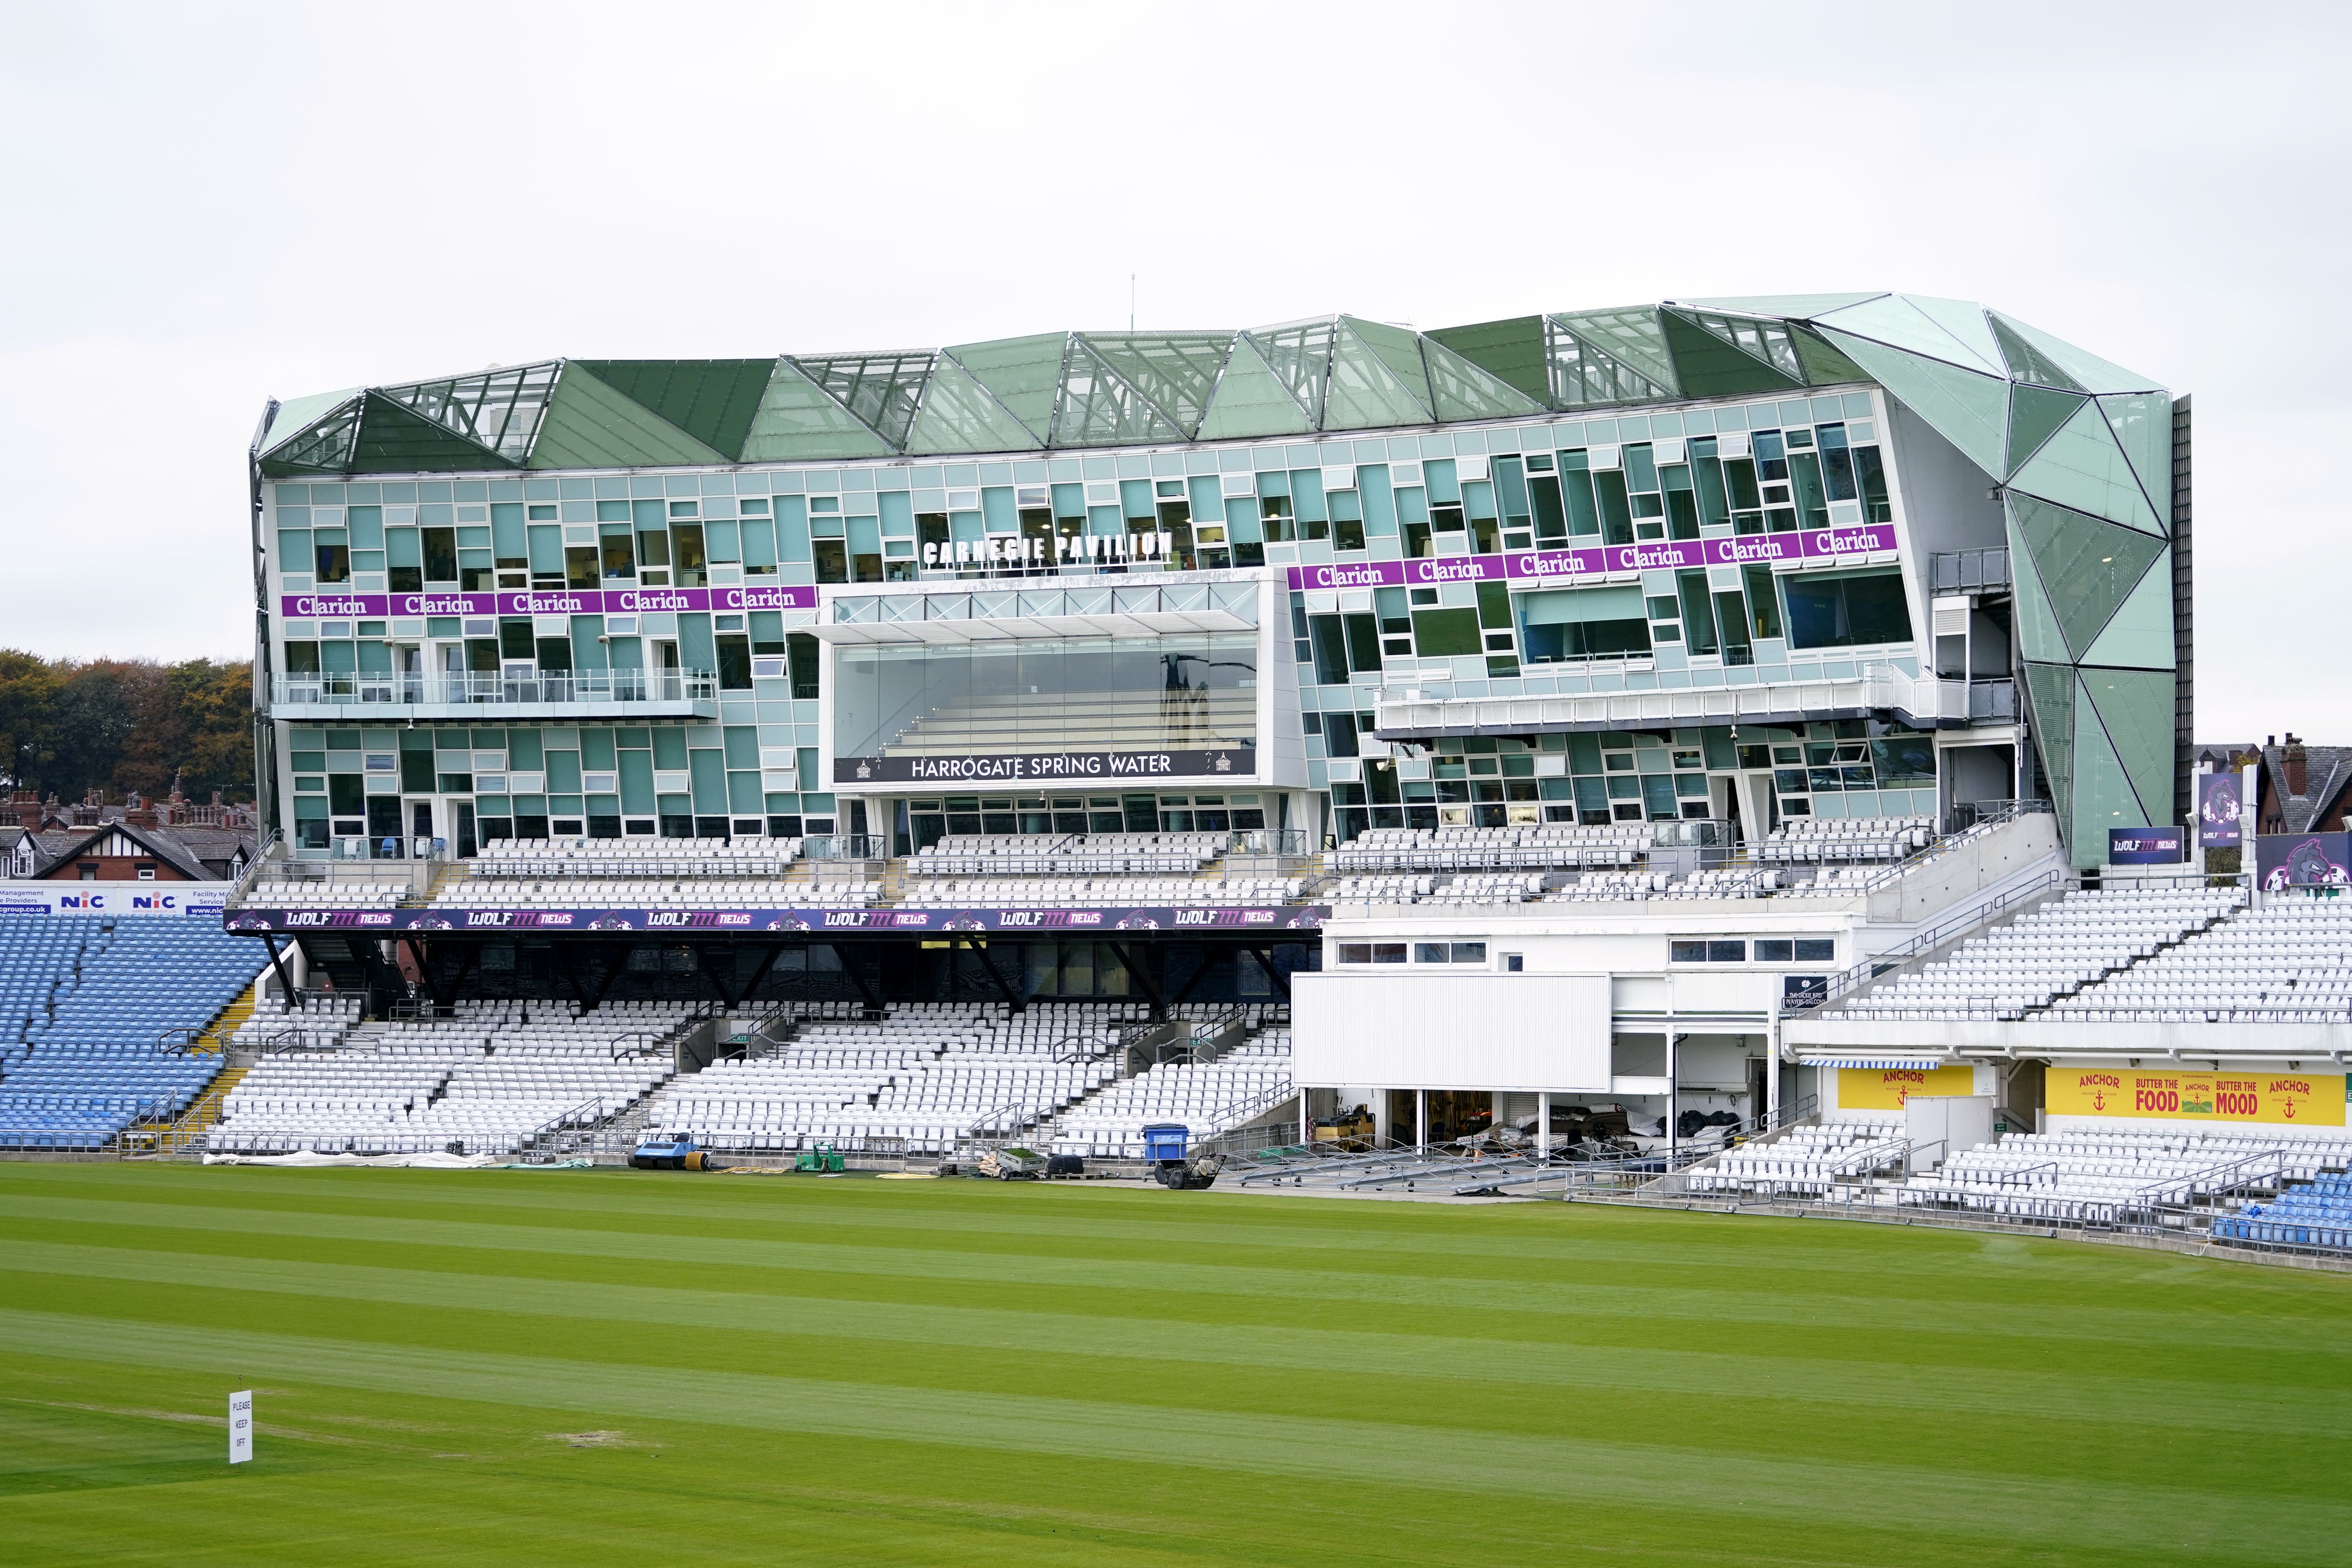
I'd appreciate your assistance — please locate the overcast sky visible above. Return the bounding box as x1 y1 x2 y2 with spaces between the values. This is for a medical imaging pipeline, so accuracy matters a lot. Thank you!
2 1 2343 742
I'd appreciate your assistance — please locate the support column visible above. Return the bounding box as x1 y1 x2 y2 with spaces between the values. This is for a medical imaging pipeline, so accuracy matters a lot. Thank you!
1415 1088 1427 1153
1298 1088 1309 1147
1766 1014 1782 1127
1538 1093 1550 1158
1666 1029 1679 1164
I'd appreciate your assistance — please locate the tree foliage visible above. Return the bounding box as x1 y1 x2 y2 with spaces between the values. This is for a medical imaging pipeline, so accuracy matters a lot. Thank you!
0 651 251 801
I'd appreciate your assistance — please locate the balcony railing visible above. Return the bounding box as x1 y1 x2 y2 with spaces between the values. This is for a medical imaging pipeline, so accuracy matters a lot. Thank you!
1930 548 2011 595
270 669 719 710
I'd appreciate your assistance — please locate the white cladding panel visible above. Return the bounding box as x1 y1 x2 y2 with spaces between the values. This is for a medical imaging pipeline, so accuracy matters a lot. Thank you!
1292 972 1611 1091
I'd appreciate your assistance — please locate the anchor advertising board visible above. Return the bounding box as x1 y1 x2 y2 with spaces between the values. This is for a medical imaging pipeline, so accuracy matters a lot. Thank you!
2048 1068 2348 1127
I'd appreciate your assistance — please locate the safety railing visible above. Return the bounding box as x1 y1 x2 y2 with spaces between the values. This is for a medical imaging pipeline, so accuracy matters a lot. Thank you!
1929 547 2012 595
270 669 718 709
1781 863 2070 1017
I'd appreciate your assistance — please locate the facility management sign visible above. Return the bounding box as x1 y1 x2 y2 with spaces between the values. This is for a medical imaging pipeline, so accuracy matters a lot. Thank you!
835 748 1255 785
1285 522 1896 592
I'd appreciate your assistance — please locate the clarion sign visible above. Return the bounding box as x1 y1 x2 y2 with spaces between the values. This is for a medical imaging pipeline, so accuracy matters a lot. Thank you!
835 748 1255 784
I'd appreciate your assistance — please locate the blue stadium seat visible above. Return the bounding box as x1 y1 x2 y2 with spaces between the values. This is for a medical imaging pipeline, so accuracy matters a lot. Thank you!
0 917 264 1149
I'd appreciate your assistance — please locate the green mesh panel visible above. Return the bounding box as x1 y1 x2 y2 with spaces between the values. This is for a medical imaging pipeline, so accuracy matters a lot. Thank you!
1419 334 1544 421
1422 316 1549 403
2012 495 2166 659
945 334 1066 439
353 393 513 472
1196 335 1315 439
2080 556 2176 671
1081 334 1234 437
904 356 1043 454
2008 398 2164 534
2022 661 2078 823
738 361 894 460
2081 665 2177 826
1811 296 2003 377
1820 329 2007 477
2005 383 2088 476
1986 311 2161 395
570 359 773 461
527 366 727 470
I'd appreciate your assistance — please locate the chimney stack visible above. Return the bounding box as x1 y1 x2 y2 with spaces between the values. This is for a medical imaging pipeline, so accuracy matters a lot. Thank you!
2285 734 2309 796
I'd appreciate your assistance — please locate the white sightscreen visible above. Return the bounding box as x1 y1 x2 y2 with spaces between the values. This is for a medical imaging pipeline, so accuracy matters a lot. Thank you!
1291 972 1612 1092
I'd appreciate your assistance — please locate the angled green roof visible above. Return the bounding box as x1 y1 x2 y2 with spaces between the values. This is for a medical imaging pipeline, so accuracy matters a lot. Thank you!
255 294 2164 479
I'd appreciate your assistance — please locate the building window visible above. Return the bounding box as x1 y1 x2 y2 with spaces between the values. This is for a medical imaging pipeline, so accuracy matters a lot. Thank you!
136 865 156 880
1336 943 1407 964
1753 938 1836 963
1670 939 1747 963
1413 941 1488 964
79 864 98 881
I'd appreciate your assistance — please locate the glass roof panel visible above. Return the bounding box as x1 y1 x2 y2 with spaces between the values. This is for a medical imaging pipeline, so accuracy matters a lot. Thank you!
1550 306 1679 393
1195 334 1315 439
257 397 363 474
1987 311 2161 395
1423 316 1549 404
351 392 512 472
1810 297 2004 378
1049 338 1188 447
376 362 558 464
1080 334 1233 437
946 333 1066 439
791 352 935 450
1817 329 2007 477
1244 319 1336 428
904 355 1044 454
2006 383 2088 476
739 360 894 460
1420 333 1544 420
527 365 727 470
2007 397 2164 534
569 359 773 460
1322 320 1434 431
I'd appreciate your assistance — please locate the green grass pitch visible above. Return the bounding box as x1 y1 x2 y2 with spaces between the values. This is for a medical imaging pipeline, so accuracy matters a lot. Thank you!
3 1163 2348 1566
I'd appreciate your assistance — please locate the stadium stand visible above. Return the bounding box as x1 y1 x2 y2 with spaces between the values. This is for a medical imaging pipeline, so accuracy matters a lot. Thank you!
911 832 1231 874
2216 1174 2352 1248
1330 824 1648 872
1754 816 1935 864
1687 1118 1906 1198
1047 1025 1293 1159
1821 885 2245 1019
2046 894 2352 1022
1898 1129 2352 1220
234 873 408 909
642 1001 1145 1153
899 875 1302 909
475 835 803 872
0 918 260 1150
208 999 692 1156
441 876 880 910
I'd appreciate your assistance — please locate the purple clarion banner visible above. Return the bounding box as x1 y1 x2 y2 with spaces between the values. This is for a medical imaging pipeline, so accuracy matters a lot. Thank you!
1283 523 1896 592
2197 771 2243 849
279 585 818 618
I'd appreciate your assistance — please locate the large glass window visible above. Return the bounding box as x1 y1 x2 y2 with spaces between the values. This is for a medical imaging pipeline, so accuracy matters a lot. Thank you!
1782 569 1914 650
833 633 1258 768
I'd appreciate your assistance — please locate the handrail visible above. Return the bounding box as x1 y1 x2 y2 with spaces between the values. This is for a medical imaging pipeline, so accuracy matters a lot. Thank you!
1782 865 2069 1017
270 669 719 708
